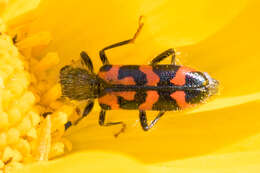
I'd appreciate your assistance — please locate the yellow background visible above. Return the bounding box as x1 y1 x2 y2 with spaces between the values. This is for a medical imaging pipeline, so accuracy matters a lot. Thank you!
2 0 260 172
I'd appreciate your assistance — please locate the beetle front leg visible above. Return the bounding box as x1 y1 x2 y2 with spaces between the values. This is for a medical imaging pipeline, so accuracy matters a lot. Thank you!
139 110 165 131
150 48 175 65
99 109 126 137
64 100 94 130
80 51 94 73
74 100 94 125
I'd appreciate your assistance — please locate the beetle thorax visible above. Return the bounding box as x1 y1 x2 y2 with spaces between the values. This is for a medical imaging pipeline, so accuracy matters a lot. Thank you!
60 66 100 100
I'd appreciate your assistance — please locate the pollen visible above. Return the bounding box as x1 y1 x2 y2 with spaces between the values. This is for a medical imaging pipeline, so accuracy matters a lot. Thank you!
0 12 74 173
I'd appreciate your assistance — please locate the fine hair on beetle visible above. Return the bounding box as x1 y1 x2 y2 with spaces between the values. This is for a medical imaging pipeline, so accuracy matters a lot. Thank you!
60 65 101 100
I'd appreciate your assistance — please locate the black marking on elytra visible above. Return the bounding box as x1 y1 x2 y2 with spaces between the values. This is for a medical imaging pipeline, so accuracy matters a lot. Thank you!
65 121 72 130
153 65 180 87
118 65 147 86
42 112 52 118
99 65 112 72
185 90 208 104
185 72 207 88
118 91 146 109
99 103 111 110
153 90 179 111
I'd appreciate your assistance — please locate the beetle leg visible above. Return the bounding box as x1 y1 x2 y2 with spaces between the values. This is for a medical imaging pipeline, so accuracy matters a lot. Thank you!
99 16 144 65
80 51 94 73
139 110 165 131
64 100 94 130
74 101 94 124
64 121 72 130
150 48 175 65
99 109 126 137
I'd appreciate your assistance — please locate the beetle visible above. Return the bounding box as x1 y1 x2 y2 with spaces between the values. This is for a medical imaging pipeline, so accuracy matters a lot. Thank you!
60 17 219 136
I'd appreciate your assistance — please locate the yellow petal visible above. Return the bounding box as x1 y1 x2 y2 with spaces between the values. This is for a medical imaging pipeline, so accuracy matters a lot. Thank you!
25 0 248 63
15 151 148 173
1 0 40 21
150 151 260 172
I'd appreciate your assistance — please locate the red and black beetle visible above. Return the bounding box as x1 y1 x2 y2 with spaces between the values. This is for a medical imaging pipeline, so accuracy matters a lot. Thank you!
60 17 219 136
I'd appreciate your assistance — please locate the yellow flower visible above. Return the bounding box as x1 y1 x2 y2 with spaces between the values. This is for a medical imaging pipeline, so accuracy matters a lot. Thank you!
0 0 259 172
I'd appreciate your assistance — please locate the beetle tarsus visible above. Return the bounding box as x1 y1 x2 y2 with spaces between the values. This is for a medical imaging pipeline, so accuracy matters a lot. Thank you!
114 122 126 138
139 110 165 131
99 109 126 137
99 16 144 65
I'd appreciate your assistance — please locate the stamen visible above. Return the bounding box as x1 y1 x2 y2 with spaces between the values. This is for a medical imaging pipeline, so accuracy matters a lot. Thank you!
16 31 51 49
6 10 39 30
34 52 60 72
41 84 61 105
34 114 51 161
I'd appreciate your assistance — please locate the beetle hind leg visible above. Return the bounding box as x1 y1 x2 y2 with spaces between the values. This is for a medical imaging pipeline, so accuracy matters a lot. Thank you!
99 109 126 137
139 110 165 131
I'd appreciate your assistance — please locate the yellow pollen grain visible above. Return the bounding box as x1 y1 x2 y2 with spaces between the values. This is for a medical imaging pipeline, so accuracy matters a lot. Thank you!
0 65 14 81
0 112 9 130
28 111 40 127
2 90 14 110
7 108 22 126
26 128 37 140
17 116 32 136
15 139 31 156
2 146 14 163
0 133 7 148
5 71 29 96
15 91 35 113
11 149 22 162
6 128 20 145
0 160 4 169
